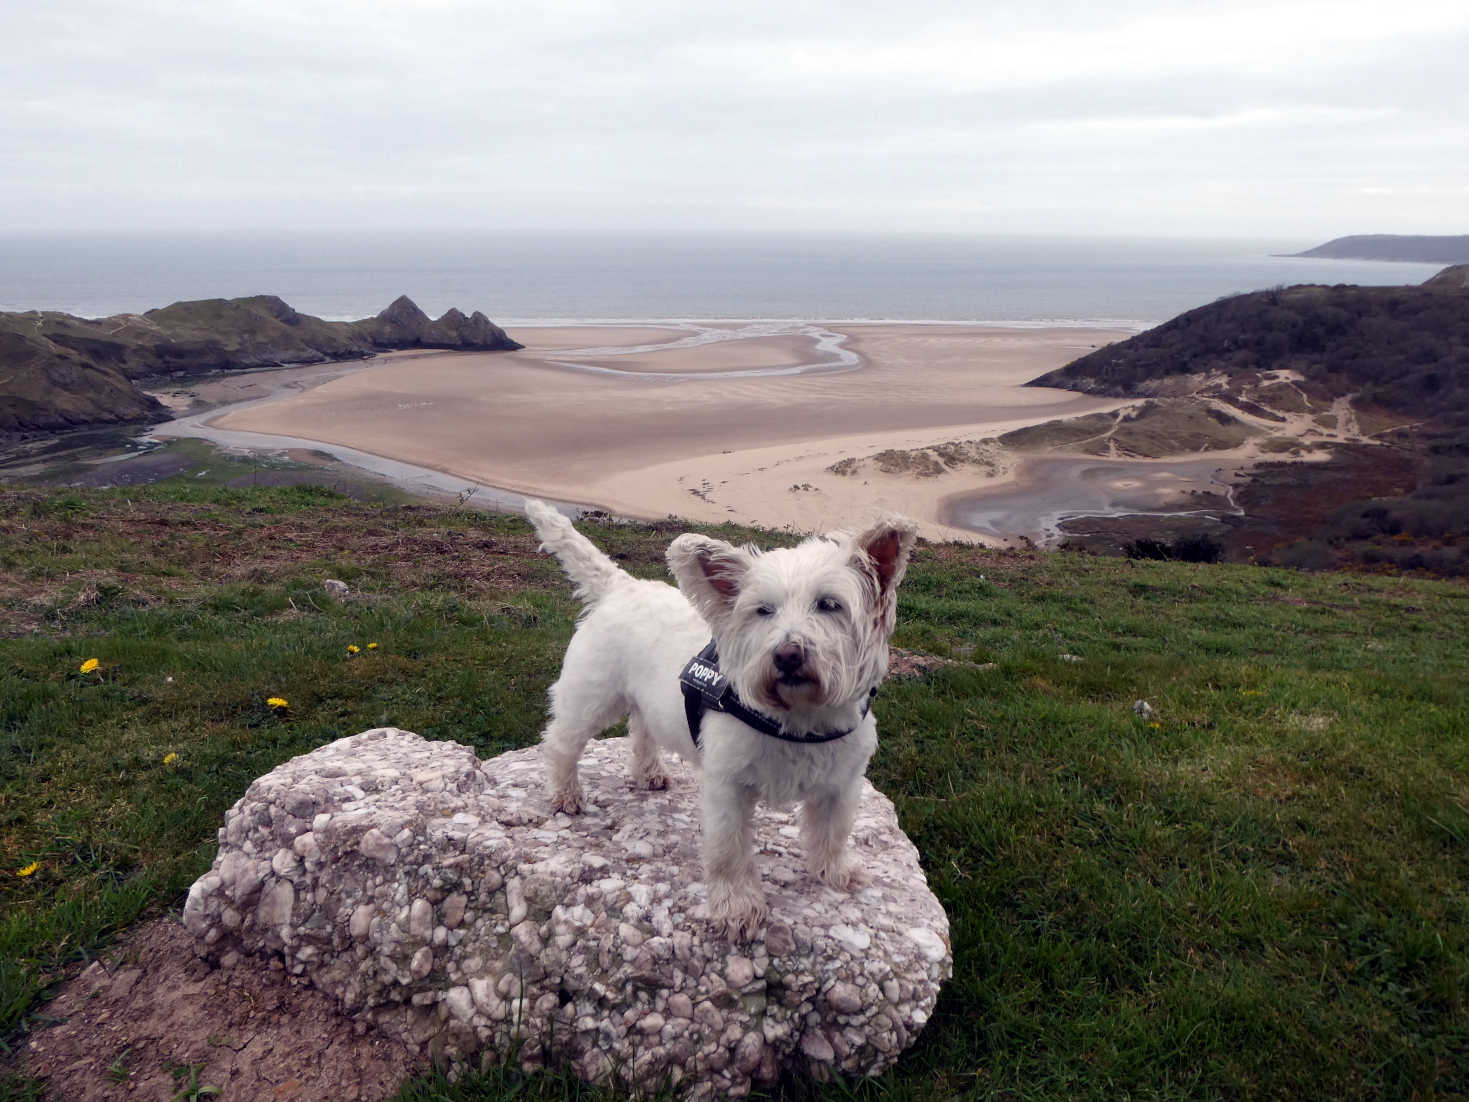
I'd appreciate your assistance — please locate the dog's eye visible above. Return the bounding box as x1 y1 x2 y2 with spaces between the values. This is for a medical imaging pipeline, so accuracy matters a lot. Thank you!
816 596 843 613
754 605 774 617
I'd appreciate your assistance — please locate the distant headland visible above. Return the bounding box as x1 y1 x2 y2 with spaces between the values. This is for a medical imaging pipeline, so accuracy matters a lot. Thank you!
1282 235 1469 264
0 295 520 434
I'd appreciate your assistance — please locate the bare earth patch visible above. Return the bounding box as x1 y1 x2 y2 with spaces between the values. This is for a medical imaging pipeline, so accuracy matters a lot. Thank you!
887 647 957 678
22 918 423 1102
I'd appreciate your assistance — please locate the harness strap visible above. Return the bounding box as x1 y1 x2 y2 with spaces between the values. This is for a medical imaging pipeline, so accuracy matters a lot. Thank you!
682 674 707 747
678 640 875 748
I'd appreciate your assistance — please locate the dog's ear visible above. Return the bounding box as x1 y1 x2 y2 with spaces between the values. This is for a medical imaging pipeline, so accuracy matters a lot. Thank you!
667 534 753 621
851 515 918 629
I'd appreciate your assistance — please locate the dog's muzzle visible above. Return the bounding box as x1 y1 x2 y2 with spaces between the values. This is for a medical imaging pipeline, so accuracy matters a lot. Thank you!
773 641 805 674
771 641 816 689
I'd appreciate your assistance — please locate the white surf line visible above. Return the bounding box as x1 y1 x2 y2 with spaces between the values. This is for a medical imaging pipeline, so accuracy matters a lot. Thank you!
541 322 862 381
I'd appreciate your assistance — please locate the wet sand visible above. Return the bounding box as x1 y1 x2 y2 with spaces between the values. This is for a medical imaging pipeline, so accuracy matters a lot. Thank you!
528 323 852 376
944 456 1250 546
155 322 1133 541
511 325 686 351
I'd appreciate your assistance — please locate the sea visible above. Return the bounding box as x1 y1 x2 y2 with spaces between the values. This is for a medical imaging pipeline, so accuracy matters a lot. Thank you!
0 231 1446 329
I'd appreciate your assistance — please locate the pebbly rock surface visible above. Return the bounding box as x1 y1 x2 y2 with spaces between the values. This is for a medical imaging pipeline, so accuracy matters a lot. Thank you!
184 728 950 1098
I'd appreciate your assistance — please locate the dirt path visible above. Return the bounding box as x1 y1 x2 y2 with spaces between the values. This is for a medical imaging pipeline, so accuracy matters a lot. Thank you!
22 918 422 1101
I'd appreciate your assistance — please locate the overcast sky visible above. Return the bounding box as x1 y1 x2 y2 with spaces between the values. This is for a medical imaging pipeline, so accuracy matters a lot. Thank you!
6 0 1466 238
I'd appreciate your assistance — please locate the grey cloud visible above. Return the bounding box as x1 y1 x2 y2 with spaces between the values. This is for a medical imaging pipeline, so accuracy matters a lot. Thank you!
3 0 1466 234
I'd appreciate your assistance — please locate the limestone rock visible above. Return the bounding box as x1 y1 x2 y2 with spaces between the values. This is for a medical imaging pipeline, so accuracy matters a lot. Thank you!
184 728 950 1098
361 296 521 351
375 294 434 333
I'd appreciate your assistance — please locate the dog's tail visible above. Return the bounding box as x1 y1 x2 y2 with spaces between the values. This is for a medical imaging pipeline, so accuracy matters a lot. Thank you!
524 499 628 605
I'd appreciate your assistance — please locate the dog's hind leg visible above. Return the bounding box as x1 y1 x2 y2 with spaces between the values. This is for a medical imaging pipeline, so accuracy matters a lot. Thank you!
627 708 671 791
541 675 625 815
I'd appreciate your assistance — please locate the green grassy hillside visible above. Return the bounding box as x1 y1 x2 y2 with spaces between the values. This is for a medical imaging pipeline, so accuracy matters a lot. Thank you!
0 330 166 432
3 471 1467 1100
1030 278 1469 428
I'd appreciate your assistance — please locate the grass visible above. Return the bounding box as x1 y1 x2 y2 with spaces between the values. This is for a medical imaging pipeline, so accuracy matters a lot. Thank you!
2 466 1468 1100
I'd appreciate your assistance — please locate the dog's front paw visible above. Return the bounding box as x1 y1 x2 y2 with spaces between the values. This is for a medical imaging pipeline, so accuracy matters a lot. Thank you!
548 783 585 815
707 881 769 942
812 857 868 893
718 901 770 943
635 767 671 791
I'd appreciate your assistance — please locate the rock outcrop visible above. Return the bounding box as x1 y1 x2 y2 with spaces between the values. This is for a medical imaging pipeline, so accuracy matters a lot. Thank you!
184 728 950 1098
0 295 521 435
358 295 518 350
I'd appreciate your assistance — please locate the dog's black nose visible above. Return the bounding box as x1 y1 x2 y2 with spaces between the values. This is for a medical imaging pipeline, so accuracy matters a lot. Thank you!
773 642 806 673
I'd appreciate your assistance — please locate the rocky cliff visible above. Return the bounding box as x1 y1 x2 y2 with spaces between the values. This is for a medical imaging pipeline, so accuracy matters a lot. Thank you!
0 296 521 434
355 295 518 351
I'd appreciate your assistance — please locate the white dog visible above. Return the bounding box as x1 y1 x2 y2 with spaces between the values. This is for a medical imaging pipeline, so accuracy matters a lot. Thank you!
525 499 916 939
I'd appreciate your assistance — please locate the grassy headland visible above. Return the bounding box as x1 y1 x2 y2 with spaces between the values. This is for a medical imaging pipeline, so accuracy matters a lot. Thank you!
3 457 1468 1100
0 294 519 434
1285 236 1469 264
1026 272 1469 573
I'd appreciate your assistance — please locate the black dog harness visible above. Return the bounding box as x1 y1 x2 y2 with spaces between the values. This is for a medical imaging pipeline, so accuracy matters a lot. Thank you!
678 640 875 747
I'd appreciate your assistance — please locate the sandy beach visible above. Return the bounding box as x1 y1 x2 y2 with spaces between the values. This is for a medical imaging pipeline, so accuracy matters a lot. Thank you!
170 322 1129 542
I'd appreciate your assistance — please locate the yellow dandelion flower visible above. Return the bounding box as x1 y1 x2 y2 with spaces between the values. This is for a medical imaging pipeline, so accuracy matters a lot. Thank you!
79 658 100 674
347 644 360 655
266 696 289 709
17 862 39 877
163 752 179 766
367 642 379 650
1149 722 1161 729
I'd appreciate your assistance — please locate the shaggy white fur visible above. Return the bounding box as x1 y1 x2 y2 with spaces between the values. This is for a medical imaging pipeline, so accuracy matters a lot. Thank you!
525 499 916 940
